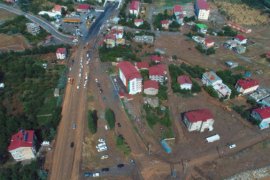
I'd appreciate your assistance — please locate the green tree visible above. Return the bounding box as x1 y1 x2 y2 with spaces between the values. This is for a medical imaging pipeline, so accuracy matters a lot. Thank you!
105 108 115 129
88 110 97 134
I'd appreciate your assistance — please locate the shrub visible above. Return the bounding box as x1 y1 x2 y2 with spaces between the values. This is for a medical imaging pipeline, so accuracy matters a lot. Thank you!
105 108 115 129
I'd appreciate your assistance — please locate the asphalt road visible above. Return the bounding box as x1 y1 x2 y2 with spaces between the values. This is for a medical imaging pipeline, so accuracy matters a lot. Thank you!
48 4 117 180
0 3 74 44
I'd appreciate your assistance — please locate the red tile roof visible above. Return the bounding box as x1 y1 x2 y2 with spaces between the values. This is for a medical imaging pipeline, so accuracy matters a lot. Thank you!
174 5 183 13
205 38 214 44
149 64 166 76
136 62 149 69
134 19 143 23
196 0 209 10
130 1 140 10
235 35 246 41
117 61 142 80
266 51 270 58
161 20 169 25
144 80 159 90
150 55 162 62
105 33 116 40
185 109 213 123
177 75 192 85
56 48 66 54
53 5 62 12
253 107 270 120
8 130 34 151
236 78 259 90
77 4 90 10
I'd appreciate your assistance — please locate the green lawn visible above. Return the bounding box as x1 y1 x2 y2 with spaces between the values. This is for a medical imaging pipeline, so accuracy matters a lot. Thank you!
154 0 193 7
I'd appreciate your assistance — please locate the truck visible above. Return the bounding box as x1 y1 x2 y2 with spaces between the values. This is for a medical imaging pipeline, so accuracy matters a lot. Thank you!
206 134 220 143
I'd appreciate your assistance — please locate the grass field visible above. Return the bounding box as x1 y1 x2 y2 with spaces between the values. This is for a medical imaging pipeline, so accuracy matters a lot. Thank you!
0 34 30 52
153 0 193 7
0 9 16 21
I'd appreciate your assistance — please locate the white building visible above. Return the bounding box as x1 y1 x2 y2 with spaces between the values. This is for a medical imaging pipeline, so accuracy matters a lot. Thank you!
56 48 67 60
251 107 270 129
117 61 142 95
177 75 192 90
26 23 40 36
202 71 222 86
149 64 167 84
235 78 259 95
143 80 159 96
182 109 214 132
8 130 36 161
195 0 210 21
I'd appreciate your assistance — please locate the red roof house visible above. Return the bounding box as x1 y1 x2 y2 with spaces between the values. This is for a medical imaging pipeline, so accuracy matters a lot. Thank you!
234 35 247 45
177 75 192 90
136 62 149 70
56 48 67 60
161 20 170 29
252 107 270 129
150 55 162 63
183 109 214 132
265 51 270 59
129 1 140 16
196 0 209 10
235 78 259 94
8 130 36 161
134 19 144 27
204 38 215 48
117 61 142 94
149 64 167 84
53 5 62 13
143 80 159 95
76 4 91 12
173 5 183 15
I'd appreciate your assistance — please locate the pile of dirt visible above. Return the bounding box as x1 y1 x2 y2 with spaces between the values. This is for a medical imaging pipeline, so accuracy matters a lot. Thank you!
214 1 269 25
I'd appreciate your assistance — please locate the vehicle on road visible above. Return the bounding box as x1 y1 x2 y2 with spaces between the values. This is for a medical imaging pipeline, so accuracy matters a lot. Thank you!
105 125 109 130
99 88 103 94
101 155 109 160
95 78 98 82
77 85 80 90
228 143 236 149
84 172 93 177
70 142 74 148
72 123 76 129
117 122 121 128
117 164 124 168
93 173 100 177
101 168 109 172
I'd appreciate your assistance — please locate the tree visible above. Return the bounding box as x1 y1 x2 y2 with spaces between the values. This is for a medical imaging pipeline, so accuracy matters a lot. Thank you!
105 108 115 129
204 86 219 98
88 110 97 134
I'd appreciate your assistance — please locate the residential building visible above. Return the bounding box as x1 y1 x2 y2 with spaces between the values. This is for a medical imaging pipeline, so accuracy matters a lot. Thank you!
176 14 184 25
251 107 270 129
161 20 170 30
5 0 16 3
135 62 149 70
195 0 210 21
233 45 246 54
196 23 208 34
117 61 142 95
182 109 214 132
56 48 67 60
143 80 159 95
26 23 40 36
129 1 140 16
266 51 270 59
52 5 67 15
8 130 36 161
249 88 270 102
224 40 238 50
76 4 91 13
235 78 259 94
213 82 231 99
202 71 222 86
134 35 154 44
234 35 247 45
173 5 183 16
260 96 270 107
150 55 162 63
192 36 205 44
149 64 167 84
225 61 238 69
177 75 192 90
104 34 116 48
134 19 144 27
111 26 124 39
204 38 214 48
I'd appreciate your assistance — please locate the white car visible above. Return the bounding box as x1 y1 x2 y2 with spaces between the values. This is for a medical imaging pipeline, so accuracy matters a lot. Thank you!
101 155 109 160
228 144 236 149
77 85 80 89
105 125 109 130
95 78 98 83
93 173 100 177
98 138 105 143
79 73 81 77
96 142 106 148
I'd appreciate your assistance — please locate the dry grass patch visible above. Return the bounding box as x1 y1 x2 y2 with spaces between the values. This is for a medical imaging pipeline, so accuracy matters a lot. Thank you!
215 1 269 25
0 34 30 51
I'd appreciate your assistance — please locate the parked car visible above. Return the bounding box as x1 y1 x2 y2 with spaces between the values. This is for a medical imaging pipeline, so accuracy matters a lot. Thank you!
72 123 76 129
117 164 124 168
228 143 236 149
101 168 109 172
93 173 100 177
98 138 105 143
96 142 106 148
97 146 107 152
70 142 74 148
117 123 121 128
105 125 109 130
101 155 109 160
84 172 93 177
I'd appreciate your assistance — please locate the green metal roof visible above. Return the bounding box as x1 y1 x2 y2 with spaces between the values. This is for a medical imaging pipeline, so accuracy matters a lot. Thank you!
196 23 208 29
